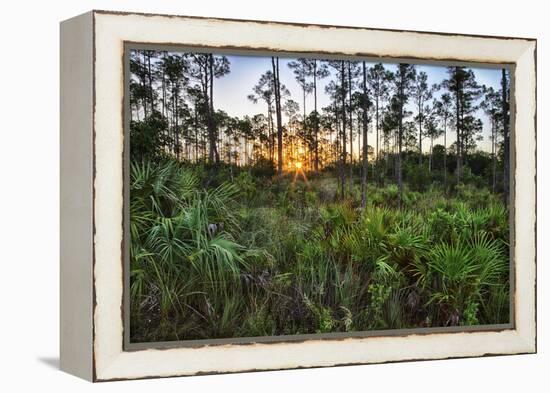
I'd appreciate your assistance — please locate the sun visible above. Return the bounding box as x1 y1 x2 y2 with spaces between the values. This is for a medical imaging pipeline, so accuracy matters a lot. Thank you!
295 161 302 169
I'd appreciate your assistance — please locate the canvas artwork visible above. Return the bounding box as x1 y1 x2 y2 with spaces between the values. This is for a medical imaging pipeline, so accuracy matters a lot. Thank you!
60 11 536 380
126 49 512 344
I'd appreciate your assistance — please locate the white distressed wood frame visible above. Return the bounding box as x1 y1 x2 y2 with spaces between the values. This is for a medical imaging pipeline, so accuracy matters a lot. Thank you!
60 10 537 382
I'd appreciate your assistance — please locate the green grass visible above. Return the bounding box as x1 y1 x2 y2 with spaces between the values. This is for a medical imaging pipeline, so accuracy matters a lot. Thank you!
129 158 510 342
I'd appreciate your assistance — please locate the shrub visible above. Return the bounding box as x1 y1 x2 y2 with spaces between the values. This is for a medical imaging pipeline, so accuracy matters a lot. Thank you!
130 158 511 340
250 157 276 178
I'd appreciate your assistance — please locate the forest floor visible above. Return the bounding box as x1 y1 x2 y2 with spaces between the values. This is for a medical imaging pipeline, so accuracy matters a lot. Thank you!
129 160 511 342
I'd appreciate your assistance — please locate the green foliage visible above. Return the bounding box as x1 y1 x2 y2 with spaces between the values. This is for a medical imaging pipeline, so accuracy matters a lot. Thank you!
404 162 431 192
413 232 507 326
250 157 276 178
367 283 392 329
234 171 257 202
130 158 510 342
130 112 171 161
129 159 269 340
127 51 511 342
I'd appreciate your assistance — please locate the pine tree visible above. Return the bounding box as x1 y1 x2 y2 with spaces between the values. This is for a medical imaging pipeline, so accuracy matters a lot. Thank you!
388 64 415 207
248 71 277 163
188 54 230 163
272 57 284 178
411 71 437 166
442 67 481 183
480 86 502 192
346 61 361 193
501 69 510 205
367 63 391 176
434 93 453 189
326 61 348 197
361 61 371 208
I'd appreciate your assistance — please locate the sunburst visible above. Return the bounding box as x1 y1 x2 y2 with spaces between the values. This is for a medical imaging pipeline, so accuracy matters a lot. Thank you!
291 160 310 188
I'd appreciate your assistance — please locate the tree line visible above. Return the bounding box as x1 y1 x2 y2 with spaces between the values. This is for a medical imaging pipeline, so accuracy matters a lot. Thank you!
129 50 510 205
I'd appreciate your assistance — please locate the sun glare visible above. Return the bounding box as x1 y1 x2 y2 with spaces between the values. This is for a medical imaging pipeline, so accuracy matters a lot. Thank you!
295 161 302 169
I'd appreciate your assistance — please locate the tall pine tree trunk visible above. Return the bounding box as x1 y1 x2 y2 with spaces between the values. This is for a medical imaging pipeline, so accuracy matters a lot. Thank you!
361 61 369 208
348 62 354 194
314 60 319 173
357 117 362 173
429 137 433 172
267 105 274 162
418 101 423 167
375 97 379 183
147 52 155 113
443 117 447 190
491 120 497 194
397 70 404 208
340 61 347 198
161 53 167 118
194 103 199 162
502 69 510 205
455 72 462 184
174 85 180 159
204 63 213 162
141 53 148 117
207 55 220 163
272 57 284 178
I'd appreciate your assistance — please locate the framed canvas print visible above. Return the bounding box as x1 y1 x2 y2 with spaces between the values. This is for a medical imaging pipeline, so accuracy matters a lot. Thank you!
60 10 537 382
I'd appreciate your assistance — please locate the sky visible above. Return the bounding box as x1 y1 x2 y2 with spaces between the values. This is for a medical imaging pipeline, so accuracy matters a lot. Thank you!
212 53 503 153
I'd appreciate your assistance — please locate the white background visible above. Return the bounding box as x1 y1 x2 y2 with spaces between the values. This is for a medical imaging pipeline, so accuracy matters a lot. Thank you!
0 0 546 391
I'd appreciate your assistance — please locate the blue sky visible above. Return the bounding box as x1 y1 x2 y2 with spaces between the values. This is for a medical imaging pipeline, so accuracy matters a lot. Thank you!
213 53 503 152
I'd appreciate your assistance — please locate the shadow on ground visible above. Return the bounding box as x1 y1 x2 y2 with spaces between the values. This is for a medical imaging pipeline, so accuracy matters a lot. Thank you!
37 357 59 370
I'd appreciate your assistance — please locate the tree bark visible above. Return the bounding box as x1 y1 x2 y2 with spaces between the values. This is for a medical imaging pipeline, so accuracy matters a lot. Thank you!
397 68 404 208
375 95 379 182
361 61 369 208
268 105 274 162
348 62 354 195
314 60 319 173
174 84 180 159
141 53 148 117
207 55 220 164
491 119 497 194
418 101 423 166
429 137 433 172
443 115 447 190
147 51 155 113
161 53 167 118
272 57 284 178
340 61 347 198
455 68 462 183
502 69 510 205
194 103 199 162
